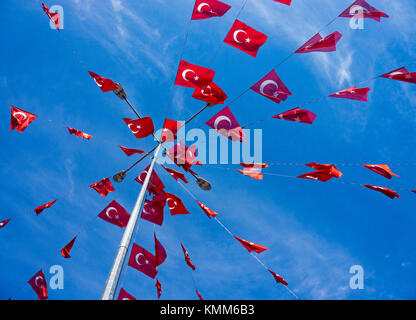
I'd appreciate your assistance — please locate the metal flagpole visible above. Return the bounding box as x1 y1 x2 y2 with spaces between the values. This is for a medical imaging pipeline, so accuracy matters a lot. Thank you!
101 143 163 300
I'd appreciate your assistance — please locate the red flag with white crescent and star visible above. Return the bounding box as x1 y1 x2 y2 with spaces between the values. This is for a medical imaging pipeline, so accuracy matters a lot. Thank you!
161 118 183 142
362 164 399 179
117 288 136 300
162 165 189 184
363 185 400 199
192 82 228 105
306 163 343 177
166 193 190 216
272 107 317 124
128 243 158 279
380 67 416 84
298 163 342 182
34 200 57 216
224 19 268 57
141 199 164 226
97 200 130 228
234 236 269 254
42 3 60 30
295 31 342 53
61 236 77 259
90 177 115 197
251 70 292 104
10 106 37 133
0 218 11 229
123 117 154 139
88 71 118 92
181 243 196 271
339 0 388 21
119 146 148 157
175 60 215 89
191 0 231 20
67 127 92 140
197 201 218 219
154 232 167 267
166 141 201 172
328 86 370 102
268 269 288 286
156 279 162 299
135 165 166 195
28 270 48 300
205 106 246 142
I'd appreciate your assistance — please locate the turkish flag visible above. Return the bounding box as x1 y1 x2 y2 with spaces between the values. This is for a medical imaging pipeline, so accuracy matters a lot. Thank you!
339 0 388 21
117 288 136 300
196 290 204 300
128 243 158 279
298 163 342 182
67 127 92 140
28 270 48 300
34 200 57 216
295 31 342 53
234 236 269 254
120 146 147 156
42 3 60 30
10 106 37 133
240 163 268 171
224 19 268 57
175 60 215 89
273 0 291 5
268 269 288 286
329 86 370 102
166 193 190 216
381 67 416 84
90 177 115 197
363 185 400 199
362 164 399 179
154 232 167 267
88 71 118 92
197 201 218 219
181 243 196 270
161 118 183 142
135 165 165 194
251 70 292 104
237 170 263 180
61 236 77 259
123 117 154 139
0 218 11 229
306 163 343 178
141 199 164 226
162 165 188 184
156 279 162 299
192 0 231 20
273 107 317 124
98 200 130 228
206 106 246 142
192 82 228 105
166 141 199 171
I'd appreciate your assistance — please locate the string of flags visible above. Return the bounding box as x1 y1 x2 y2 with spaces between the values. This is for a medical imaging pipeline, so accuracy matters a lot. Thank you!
4 0 413 300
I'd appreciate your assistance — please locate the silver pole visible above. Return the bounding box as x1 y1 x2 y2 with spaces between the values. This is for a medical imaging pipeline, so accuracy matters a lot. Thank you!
101 143 163 300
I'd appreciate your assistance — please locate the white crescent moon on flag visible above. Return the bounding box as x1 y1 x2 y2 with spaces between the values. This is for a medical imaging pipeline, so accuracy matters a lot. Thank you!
13 111 28 120
259 80 279 95
136 253 146 266
93 78 103 87
128 123 141 134
106 207 118 219
233 29 247 44
201 86 212 96
35 276 43 287
167 198 177 210
214 116 232 129
197 3 211 13
182 69 196 82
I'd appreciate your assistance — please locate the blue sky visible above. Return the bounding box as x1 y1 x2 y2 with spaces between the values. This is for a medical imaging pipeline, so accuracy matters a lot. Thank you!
1 0 416 300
